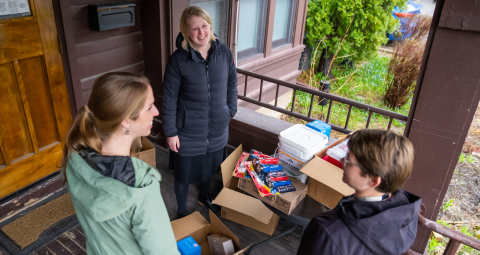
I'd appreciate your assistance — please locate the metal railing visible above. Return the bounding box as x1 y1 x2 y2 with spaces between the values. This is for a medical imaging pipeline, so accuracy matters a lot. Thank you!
405 214 480 255
236 68 408 134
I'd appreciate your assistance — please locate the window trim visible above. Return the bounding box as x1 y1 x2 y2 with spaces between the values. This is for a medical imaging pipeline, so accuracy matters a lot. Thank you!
237 0 268 61
271 0 296 49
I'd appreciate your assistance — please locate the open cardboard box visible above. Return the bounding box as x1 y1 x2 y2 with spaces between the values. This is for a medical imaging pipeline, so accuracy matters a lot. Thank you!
300 134 355 209
212 145 280 235
171 210 248 255
132 137 156 168
237 176 308 215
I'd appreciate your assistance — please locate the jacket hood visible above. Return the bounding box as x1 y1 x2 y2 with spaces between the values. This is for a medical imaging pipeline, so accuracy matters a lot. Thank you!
66 153 161 222
338 190 422 255
175 32 220 61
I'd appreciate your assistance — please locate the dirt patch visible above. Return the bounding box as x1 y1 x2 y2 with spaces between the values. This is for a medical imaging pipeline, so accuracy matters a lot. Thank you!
432 103 480 253
437 104 480 223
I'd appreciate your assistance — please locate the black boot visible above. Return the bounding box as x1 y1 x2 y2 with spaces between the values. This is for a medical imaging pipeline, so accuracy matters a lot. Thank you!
177 210 190 220
198 194 221 214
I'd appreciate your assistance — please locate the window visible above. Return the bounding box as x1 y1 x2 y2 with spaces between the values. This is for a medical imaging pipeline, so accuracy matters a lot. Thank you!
272 0 296 48
237 0 268 60
190 0 229 45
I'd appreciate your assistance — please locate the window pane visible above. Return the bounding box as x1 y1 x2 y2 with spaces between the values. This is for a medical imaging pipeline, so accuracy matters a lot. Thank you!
238 0 268 60
190 0 229 45
272 0 296 48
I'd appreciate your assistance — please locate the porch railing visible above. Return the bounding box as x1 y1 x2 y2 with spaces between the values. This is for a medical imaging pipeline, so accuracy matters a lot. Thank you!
236 68 480 253
406 214 480 255
236 68 408 134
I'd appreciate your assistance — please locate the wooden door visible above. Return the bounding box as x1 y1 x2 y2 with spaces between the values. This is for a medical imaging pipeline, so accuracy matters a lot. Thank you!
0 0 71 198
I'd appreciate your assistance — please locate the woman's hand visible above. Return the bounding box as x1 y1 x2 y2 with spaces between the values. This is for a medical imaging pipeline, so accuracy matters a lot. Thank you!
167 136 180 152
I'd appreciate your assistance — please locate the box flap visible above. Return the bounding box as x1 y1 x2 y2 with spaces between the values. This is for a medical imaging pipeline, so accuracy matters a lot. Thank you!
209 210 241 251
301 156 354 195
234 247 249 255
317 133 351 158
171 211 210 242
221 145 243 190
142 137 154 150
212 188 273 224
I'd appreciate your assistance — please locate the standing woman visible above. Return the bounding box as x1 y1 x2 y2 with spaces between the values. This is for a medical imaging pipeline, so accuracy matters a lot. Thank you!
62 72 179 255
162 6 238 218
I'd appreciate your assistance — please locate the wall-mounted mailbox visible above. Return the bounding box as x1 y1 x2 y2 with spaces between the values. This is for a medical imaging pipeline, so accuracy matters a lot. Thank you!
88 2 136 31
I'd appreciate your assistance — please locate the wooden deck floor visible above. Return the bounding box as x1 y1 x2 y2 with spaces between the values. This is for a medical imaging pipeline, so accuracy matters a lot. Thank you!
0 148 304 255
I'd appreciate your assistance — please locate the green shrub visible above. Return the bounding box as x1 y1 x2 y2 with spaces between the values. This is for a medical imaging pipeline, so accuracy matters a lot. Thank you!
305 0 407 63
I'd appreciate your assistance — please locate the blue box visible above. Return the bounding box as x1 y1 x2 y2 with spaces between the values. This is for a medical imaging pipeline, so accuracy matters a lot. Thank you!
177 236 201 255
306 120 331 139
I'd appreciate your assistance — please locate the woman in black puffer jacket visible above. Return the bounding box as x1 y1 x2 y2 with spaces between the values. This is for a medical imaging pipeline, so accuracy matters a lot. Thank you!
162 6 237 218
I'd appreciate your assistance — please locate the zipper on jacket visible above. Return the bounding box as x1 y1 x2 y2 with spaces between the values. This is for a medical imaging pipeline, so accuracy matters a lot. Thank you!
206 64 211 154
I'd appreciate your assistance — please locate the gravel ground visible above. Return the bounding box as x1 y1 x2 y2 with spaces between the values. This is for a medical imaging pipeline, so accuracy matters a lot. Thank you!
433 103 480 254
437 104 480 223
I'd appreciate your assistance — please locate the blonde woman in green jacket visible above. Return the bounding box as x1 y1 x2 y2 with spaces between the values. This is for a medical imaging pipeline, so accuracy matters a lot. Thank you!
62 72 180 255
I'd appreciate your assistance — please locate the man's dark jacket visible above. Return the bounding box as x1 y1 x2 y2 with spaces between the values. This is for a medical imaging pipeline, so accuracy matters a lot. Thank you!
297 190 421 255
162 33 238 157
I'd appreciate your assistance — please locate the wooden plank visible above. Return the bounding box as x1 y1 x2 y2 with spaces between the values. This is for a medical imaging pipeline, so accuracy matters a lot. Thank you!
54 232 86 254
19 56 60 150
403 26 480 252
439 0 480 32
293 0 307 47
13 60 39 154
0 143 62 199
70 0 127 6
0 175 63 222
31 246 53 255
34 0 72 145
71 226 86 249
57 0 85 113
80 62 145 91
76 31 143 57
228 0 237 51
170 0 189 54
77 42 144 79
70 0 141 19
82 89 92 104
264 0 276 57
0 18 43 65
0 149 4 166
141 0 165 119
0 62 34 163
72 10 142 44
40 237 74 255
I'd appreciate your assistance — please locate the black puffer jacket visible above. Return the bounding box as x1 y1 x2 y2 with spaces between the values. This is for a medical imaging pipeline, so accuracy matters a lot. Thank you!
162 33 237 157
297 190 422 255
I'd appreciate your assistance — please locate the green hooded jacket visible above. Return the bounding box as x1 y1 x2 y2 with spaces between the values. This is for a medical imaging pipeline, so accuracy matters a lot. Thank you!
65 153 180 255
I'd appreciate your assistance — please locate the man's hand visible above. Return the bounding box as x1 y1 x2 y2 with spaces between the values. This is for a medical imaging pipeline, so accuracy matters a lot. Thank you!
167 136 180 152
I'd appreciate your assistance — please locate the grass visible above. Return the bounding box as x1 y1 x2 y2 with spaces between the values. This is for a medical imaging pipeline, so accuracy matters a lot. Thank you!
459 153 475 164
427 199 480 255
285 55 410 138
442 198 454 213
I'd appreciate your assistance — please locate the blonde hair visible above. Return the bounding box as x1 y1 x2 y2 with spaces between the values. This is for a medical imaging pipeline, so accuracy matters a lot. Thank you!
180 6 217 51
348 129 414 193
61 72 150 180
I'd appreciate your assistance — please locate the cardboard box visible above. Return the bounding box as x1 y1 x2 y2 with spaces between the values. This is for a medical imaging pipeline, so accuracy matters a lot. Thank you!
171 210 247 255
237 177 308 215
207 234 235 255
212 145 280 235
300 134 355 209
133 137 156 168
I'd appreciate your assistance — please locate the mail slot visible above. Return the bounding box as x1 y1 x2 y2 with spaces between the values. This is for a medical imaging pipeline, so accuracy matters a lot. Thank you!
88 2 136 31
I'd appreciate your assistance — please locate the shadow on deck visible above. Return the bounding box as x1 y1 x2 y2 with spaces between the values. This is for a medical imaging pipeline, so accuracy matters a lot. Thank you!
0 147 303 255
